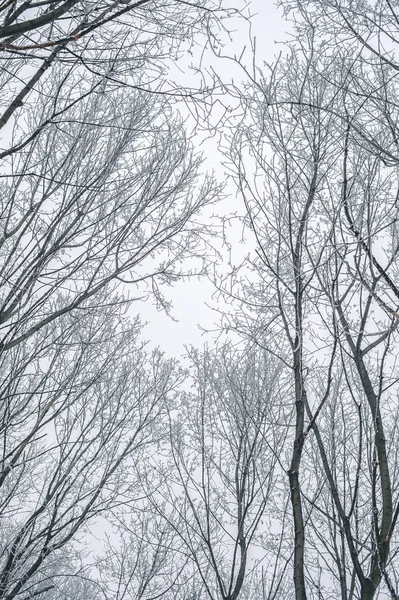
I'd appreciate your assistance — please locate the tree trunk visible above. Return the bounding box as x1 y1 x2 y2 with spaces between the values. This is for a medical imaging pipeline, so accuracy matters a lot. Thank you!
288 453 307 600
360 579 376 600
288 353 307 600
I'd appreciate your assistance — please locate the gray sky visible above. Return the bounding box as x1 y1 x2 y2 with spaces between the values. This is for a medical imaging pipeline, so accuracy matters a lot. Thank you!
140 2 289 356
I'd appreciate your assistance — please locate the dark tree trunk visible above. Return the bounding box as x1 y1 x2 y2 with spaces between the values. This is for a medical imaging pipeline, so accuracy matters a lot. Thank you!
360 579 376 600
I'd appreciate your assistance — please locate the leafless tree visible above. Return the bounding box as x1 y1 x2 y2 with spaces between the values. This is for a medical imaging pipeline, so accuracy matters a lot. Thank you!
95 503 194 600
148 344 288 600
0 0 235 354
0 303 184 598
222 4 399 597
0 1 242 597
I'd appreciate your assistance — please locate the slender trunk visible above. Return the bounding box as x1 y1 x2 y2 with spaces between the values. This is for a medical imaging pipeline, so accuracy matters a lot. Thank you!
288 350 307 600
285 157 317 600
288 187 313 600
353 354 392 546
288 446 306 600
335 305 393 594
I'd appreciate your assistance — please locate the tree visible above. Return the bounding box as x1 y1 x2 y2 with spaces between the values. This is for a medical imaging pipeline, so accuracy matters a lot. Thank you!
0 1 236 596
222 2 399 597
149 344 288 600
95 504 192 600
0 307 182 598
0 0 230 352
9 2 399 599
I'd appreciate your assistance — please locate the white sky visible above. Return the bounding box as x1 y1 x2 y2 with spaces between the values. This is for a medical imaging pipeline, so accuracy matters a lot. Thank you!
139 1 290 357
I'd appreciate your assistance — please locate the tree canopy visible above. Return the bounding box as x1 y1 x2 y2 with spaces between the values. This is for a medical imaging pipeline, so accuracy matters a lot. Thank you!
1 1 399 599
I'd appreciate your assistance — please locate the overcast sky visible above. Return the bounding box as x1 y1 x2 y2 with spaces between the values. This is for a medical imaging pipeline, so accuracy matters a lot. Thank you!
140 2 289 357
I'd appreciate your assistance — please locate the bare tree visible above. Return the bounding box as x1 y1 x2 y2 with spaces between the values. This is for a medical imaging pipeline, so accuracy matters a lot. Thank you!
221 5 399 597
149 343 288 600
95 503 193 600
0 303 184 598
0 1 242 597
223 40 339 600
0 0 234 353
